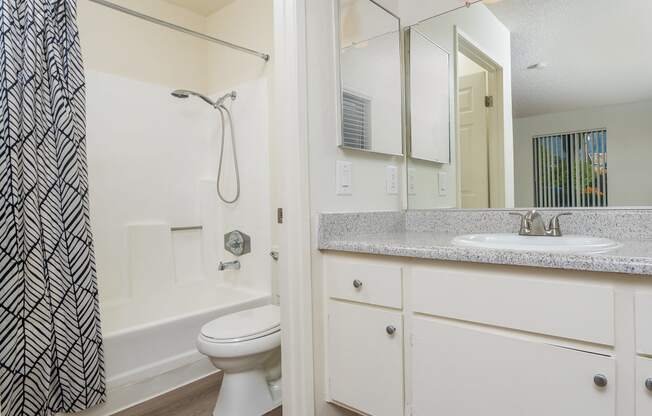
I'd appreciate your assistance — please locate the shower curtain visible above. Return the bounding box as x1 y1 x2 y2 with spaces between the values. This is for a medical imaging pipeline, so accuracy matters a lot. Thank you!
0 0 105 415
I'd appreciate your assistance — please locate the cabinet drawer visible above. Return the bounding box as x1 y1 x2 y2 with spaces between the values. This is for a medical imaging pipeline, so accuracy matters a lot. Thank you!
412 318 616 416
635 292 652 354
637 357 652 416
328 300 403 416
327 258 402 309
412 266 614 345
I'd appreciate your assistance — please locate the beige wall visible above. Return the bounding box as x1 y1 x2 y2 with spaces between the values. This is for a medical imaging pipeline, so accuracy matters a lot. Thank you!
204 0 274 94
78 0 274 94
78 0 210 91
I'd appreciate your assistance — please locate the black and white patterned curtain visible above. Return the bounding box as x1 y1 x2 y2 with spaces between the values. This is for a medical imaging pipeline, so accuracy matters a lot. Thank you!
0 0 105 415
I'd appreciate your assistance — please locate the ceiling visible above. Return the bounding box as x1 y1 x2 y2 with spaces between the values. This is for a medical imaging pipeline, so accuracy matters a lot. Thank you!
486 0 652 118
163 0 236 16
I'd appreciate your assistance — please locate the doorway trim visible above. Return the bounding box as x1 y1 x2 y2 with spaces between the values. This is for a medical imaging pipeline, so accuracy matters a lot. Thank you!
273 0 316 415
454 29 506 208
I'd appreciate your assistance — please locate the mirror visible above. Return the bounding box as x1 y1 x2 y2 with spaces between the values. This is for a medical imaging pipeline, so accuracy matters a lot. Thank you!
338 0 403 156
407 29 451 164
407 0 652 209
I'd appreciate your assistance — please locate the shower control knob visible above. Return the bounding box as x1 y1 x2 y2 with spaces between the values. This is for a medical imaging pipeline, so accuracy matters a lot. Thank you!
353 279 363 289
386 325 396 336
646 378 652 391
593 374 608 388
224 230 250 256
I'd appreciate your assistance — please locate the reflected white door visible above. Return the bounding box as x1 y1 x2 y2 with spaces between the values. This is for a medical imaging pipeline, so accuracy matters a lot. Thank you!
459 72 488 208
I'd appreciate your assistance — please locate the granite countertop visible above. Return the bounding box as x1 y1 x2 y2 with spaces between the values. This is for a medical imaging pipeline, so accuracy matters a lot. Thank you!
318 210 652 276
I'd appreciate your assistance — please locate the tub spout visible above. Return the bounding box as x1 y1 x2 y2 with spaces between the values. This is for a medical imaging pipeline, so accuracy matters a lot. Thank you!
218 260 241 271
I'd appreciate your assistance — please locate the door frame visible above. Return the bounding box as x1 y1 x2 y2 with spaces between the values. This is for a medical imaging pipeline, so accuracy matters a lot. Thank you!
273 0 315 415
454 29 506 208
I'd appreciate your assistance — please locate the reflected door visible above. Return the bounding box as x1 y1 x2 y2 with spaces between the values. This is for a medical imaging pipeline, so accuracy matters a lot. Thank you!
459 72 488 208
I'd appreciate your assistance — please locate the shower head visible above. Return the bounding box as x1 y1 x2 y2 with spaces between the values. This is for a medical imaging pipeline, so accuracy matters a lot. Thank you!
171 89 218 107
171 90 190 99
171 89 237 108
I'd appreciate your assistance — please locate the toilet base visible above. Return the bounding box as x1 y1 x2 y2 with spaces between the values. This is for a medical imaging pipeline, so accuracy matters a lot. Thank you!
214 369 282 416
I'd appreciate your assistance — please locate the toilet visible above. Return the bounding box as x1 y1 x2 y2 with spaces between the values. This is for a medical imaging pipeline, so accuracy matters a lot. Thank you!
197 304 282 416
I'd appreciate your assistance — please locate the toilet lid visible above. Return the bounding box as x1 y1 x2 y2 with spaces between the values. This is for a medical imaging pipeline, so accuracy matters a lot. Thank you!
200 304 280 342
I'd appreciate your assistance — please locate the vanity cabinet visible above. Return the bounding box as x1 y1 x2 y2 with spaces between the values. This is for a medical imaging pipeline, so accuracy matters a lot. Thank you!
326 258 404 415
412 318 616 416
635 292 652 355
323 253 652 416
637 357 652 416
327 300 404 416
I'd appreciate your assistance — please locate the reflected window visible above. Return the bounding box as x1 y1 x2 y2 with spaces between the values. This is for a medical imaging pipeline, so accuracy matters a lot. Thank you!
533 129 608 208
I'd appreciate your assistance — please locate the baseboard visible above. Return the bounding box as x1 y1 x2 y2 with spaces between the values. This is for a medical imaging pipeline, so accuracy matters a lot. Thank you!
72 357 219 416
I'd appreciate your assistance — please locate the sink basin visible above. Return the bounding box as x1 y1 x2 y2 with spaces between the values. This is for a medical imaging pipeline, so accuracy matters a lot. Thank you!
452 233 622 254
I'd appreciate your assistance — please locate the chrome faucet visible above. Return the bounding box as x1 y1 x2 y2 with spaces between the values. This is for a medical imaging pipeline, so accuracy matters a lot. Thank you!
509 210 572 237
218 260 241 271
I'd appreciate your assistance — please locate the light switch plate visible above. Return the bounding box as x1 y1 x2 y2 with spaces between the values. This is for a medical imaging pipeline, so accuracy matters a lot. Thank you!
386 165 398 195
438 171 448 196
408 168 417 195
336 161 353 195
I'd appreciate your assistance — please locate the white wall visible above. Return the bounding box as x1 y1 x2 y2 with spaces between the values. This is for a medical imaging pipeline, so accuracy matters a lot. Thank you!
307 1 404 415
408 3 513 209
410 4 514 208
307 0 404 216
340 32 403 155
399 0 476 26
306 1 473 415
513 99 652 207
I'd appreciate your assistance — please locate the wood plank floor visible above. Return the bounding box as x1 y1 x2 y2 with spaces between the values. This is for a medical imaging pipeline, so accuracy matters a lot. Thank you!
113 372 282 416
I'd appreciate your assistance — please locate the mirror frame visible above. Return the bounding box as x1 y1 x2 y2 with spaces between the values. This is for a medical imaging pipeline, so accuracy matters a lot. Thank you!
333 0 406 157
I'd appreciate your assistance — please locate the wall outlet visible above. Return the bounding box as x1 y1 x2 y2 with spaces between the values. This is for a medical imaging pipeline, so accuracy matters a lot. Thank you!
438 171 448 196
386 165 398 195
408 168 417 196
336 161 353 195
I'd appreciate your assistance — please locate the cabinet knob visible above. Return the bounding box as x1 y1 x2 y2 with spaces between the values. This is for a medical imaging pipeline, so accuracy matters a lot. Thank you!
353 279 363 289
386 325 396 335
646 378 652 391
593 374 608 388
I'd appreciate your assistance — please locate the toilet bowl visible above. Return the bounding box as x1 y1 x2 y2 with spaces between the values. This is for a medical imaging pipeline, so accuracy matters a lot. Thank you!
196 304 282 416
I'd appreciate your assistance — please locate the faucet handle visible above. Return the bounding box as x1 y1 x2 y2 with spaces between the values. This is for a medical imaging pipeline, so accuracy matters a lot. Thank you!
509 212 526 223
548 212 572 236
509 212 528 235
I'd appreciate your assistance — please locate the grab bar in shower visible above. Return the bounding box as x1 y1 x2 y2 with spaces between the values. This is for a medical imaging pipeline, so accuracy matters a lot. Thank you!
170 225 203 232
86 0 271 61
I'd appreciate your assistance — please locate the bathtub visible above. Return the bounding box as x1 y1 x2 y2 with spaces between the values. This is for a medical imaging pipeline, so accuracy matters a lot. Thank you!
79 285 271 416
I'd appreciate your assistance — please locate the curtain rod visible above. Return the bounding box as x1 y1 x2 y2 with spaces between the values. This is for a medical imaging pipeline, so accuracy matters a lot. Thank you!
86 0 271 61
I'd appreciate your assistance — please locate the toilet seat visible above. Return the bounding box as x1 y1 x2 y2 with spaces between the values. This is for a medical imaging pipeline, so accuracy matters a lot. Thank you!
200 304 280 343
197 304 281 358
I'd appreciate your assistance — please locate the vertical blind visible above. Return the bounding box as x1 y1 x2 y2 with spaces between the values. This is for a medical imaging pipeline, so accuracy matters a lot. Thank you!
342 90 371 150
532 129 608 207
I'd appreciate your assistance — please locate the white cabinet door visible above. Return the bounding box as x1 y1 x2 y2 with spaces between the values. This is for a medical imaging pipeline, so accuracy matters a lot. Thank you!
635 292 652 355
328 300 403 416
637 357 652 416
411 318 616 416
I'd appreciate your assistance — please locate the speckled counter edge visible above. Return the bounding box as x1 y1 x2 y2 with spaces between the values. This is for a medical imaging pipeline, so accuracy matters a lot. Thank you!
319 210 652 276
406 208 652 240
